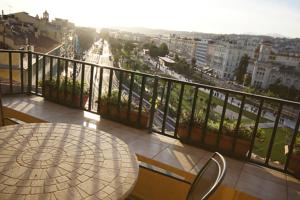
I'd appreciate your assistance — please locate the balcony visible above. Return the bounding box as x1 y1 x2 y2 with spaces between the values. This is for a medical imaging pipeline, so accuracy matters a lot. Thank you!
0 49 300 200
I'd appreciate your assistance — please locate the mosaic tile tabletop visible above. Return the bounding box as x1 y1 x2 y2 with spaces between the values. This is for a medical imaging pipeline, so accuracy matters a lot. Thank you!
0 123 139 200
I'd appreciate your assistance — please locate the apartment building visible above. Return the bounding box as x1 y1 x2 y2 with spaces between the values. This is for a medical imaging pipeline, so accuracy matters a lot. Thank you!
209 38 259 80
195 39 209 68
251 41 300 89
155 34 196 61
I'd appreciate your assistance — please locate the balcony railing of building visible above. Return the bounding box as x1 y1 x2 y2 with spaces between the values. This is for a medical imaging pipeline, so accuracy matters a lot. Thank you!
0 49 300 179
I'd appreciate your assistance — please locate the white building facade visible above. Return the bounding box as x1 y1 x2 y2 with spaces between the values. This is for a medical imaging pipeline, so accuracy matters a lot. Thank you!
209 38 259 80
251 41 300 90
195 39 209 68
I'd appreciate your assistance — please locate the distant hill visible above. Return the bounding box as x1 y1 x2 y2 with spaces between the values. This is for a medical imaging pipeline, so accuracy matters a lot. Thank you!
109 27 294 40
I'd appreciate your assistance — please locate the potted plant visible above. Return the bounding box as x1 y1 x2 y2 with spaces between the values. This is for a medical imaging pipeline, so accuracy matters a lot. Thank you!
288 136 300 178
99 90 149 129
177 111 205 142
43 79 56 101
222 123 267 158
178 114 263 158
42 78 89 108
204 120 219 146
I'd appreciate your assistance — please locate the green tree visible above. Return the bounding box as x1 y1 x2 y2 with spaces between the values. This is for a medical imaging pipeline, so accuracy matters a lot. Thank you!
235 54 249 84
149 44 160 58
191 57 197 73
124 41 135 53
191 57 196 68
159 43 169 57
244 73 252 86
76 27 96 53
174 54 179 61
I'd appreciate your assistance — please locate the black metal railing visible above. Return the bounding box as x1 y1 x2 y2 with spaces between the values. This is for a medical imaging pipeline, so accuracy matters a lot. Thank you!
1 49 300 178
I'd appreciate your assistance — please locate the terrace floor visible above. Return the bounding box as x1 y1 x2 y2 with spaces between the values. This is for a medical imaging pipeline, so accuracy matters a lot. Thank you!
2 95 300 200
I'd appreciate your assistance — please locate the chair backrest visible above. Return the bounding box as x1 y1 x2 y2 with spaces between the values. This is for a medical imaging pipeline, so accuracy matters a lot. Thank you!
187 152 226 200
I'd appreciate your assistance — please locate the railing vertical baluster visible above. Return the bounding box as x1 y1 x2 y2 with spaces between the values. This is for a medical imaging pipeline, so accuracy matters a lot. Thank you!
56 58 60 101
9 51 13 93
49 57 53 98
232 95 246 153
97 68 103 113
284 111 300 172
247 99 264 160
64 60 68 99
80 64 85 108
187 87 198 140
217 92 229 148
27 51 32 94
20 52 24 93
107 69 113 115
201 89 213 143
127 72 134 121
149 76 159 133
49 57 53 81
72 62 77 106
265 103 283 165
35 54 39 94
117 71 123 113
88 65 94 111
42 56 46 96
162 81 172 135
137 76 146 127
160 81 166 104
108 69 113 99
174 83 185 138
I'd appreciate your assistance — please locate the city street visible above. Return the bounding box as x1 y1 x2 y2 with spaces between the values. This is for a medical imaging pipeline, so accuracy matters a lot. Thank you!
146 57 297 129
79 41 297 133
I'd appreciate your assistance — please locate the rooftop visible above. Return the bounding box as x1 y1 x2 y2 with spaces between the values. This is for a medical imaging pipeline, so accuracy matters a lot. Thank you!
159 56 176 63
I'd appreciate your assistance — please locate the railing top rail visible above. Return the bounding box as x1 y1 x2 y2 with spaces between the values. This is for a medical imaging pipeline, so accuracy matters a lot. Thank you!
1 49 300 107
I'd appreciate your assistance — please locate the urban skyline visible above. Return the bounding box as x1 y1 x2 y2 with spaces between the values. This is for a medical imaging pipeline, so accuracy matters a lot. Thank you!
1 0 300 38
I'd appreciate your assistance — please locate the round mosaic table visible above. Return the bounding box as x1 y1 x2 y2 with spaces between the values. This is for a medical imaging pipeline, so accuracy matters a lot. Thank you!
0 123 139 200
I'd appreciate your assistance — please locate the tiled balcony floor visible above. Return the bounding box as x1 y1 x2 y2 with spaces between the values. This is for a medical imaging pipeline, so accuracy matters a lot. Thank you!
2 95 300 200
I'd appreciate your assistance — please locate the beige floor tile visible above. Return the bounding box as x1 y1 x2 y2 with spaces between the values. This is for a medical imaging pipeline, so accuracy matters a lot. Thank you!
224 156 245 171
128 139 168 158
138 133 178 146
170 141 210 156
286 175 300 191
236 171 287 200
153 147 203 172
242 163 287 185
287 187 300 200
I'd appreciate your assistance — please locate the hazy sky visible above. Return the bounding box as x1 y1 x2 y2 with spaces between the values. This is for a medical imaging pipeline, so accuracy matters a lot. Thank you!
1 0 300 38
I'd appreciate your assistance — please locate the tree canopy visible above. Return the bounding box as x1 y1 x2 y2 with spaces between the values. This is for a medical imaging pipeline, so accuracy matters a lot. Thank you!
159 43 169 57
76 27 96 53
234 54 249 84
147 42 169 58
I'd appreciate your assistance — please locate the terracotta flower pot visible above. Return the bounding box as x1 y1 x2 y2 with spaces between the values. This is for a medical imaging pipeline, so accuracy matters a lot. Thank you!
288 153 300 178
99 103 149 129
219 135 234 152
177 124 251 158
204 131 218 146
43 86 88 108
234 138 251 158
177 124 203 142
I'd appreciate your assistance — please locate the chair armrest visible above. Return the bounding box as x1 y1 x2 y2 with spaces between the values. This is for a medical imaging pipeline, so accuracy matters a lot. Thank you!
4 117 26 125
139 160 191 184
